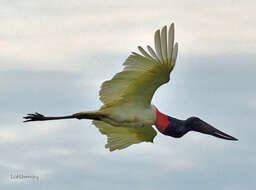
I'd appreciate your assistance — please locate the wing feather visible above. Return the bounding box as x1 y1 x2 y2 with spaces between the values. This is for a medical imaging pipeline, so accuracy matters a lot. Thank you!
154 30 164 62
172 42 179 67
93 120 157 151
160 26 168 64
138 46 154 61
167 23 174 64
147 45 161 63
99 23 178 107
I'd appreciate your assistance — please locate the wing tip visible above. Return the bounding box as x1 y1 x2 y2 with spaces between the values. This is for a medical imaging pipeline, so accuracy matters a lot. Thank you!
135 22 177 65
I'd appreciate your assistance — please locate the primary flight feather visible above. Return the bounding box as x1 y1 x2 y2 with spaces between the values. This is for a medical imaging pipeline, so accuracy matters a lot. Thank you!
24 23 238 152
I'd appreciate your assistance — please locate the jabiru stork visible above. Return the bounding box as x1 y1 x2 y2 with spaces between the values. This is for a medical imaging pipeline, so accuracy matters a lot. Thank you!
23 23 238 151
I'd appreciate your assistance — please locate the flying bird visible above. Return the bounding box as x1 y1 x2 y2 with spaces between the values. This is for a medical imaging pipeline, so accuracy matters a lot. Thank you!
24 23 238 151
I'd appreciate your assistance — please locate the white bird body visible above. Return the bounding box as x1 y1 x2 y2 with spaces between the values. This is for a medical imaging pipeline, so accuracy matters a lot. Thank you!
94 103 157 128
24 22 238 151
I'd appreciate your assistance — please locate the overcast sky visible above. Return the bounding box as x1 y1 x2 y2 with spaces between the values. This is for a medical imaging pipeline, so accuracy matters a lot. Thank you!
1 0 256 189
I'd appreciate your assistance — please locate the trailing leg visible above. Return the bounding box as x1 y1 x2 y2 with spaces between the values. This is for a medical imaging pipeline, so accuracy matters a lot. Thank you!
23 111 104 122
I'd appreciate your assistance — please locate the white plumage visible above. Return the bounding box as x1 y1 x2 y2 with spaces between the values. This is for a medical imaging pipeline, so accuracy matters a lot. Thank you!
92 23 178 151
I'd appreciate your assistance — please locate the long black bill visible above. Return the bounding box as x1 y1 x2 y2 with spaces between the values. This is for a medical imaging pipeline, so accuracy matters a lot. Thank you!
211 128 238 141
190 118 238 141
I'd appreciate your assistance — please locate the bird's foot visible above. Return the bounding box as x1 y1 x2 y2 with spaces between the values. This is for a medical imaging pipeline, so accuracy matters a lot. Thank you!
23 112 46 122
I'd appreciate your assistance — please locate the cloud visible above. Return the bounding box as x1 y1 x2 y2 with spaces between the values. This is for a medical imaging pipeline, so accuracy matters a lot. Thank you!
1 0 256 72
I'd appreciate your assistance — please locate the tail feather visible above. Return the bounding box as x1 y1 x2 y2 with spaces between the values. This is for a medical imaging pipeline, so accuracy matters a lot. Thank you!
93 120 157 152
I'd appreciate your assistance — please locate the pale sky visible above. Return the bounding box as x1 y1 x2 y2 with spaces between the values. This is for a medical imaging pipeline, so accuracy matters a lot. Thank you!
1 0 256 189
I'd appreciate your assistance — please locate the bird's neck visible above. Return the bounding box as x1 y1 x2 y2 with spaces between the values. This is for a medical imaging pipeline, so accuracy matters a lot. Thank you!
154 108 188 137
155 108 170 133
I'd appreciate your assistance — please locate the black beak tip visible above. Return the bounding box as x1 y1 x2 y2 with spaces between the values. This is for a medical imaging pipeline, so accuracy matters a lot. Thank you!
227 136 238 141
190 117 239 142
213 131 238 141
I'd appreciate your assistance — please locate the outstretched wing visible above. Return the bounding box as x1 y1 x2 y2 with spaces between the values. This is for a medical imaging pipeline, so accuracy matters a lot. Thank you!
99 23 178 107
93 120 157 151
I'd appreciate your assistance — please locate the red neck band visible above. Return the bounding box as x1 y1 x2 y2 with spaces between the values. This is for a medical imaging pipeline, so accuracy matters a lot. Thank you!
155 108 169 133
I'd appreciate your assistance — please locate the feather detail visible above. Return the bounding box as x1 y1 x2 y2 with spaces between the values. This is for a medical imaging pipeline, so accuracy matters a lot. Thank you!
138 46 154 61
154 30 164 62
172 42 178 66
99 23 178 107
147 45 160 63
167 23 174 64
160 26 168 64
93 120 157 152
